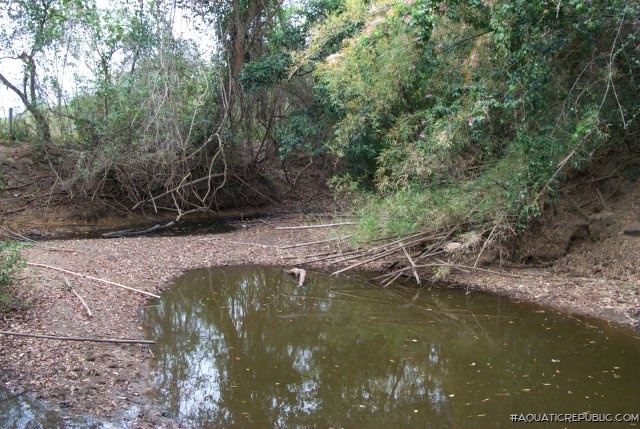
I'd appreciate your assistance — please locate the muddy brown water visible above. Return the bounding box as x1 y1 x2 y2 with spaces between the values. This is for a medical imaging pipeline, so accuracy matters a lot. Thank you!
143 266 640 428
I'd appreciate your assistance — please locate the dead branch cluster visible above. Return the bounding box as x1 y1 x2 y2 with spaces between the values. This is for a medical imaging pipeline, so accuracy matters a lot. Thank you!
295 221 514 287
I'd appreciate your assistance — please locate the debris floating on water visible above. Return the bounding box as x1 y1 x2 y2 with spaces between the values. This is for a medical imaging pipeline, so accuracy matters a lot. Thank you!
285 268 307 287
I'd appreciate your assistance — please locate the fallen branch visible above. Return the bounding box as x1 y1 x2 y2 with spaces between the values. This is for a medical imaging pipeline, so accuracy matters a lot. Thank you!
401 245 421 285
275 222 356 230
27 263 160 299
329 233 441 276
279 235 353 249
131 173 225 210
201 238 279 248
232 174 281 206
331 231 444 268
556 174 617 192
299 247 363 263
474 221 499 268
377 263 521 280
64 277 92 318
101 221 175 238
0 330 154 344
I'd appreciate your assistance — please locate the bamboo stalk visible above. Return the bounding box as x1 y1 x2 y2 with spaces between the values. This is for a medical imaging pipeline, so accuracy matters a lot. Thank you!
0 330 154 344
474 222 499 268
301 247 362 262
382 271 405 288
331 248 400 276
27 263 160 299
331 233 442 275
302 231 441 264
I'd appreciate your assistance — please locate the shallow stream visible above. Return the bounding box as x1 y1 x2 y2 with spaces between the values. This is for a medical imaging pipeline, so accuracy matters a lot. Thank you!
143 265 640 428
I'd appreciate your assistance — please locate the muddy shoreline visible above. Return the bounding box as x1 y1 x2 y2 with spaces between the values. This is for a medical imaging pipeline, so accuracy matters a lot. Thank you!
1 218 639 427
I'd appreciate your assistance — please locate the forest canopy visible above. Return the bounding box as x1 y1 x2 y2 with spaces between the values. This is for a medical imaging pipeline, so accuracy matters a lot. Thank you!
0 0 638 243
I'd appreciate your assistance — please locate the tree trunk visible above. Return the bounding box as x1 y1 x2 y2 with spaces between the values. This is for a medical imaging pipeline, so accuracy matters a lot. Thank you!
29 105 52 145
0 57 52 146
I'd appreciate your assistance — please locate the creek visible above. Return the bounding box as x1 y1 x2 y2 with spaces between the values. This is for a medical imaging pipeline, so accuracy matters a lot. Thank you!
143 265 640 428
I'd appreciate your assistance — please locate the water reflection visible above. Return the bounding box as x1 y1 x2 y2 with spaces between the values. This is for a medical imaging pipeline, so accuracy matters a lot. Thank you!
0 386 136 428
0 389 65 429
144 266 640 428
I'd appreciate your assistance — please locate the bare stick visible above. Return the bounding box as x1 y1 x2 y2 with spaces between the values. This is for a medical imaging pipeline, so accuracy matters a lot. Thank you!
0 226 39 243
279 235 353 249
331 248 400 276
27 263 160 299
474 221 499 268
131 172 225 210
301 248 363 263
382 271 404 288
384 263 521 279
0 330 154 344
201 238 279 248
232 174 280 206
275 222 356 230
401 245 420 285
330 232 443 275
303 231 438 263
64 277 92 318
556 175 617 192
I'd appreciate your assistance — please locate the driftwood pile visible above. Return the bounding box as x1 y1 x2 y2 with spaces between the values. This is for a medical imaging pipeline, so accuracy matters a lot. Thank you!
287 221 513 287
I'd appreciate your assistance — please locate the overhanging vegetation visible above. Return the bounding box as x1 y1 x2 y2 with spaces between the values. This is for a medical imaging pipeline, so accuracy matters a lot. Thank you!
0 0 638 277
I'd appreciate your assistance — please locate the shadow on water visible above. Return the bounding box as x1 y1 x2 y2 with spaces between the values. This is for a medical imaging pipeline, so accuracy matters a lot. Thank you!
56 217 235 240
143 266 640 428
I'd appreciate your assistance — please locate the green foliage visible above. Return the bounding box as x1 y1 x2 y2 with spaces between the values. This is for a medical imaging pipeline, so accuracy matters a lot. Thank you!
3 0 638 240
275 107 330 156
0 112 34 142
239 53 292 92
0 241 25 303
300 0 639 241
